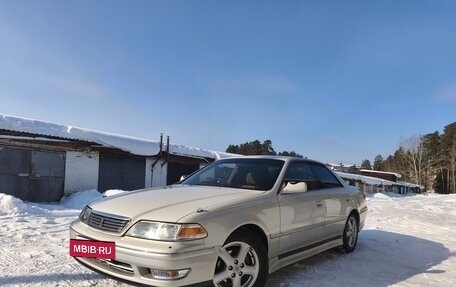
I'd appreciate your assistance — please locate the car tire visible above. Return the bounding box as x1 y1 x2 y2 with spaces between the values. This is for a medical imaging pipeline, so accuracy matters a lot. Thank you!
213 229 268 287
340 213 359 253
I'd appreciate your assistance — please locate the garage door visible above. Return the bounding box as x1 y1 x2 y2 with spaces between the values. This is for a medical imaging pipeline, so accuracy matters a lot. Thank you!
98 153 146 192
0 146 65 202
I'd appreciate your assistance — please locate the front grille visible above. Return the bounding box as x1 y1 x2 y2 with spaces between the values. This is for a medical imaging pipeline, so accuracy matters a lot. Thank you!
88 210 131 233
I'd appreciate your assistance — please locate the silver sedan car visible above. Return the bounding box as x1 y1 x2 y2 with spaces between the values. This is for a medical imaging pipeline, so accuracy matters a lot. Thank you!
70 156 367 287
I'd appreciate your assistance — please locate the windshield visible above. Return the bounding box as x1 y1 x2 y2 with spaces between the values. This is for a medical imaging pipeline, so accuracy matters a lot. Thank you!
182 158 285 191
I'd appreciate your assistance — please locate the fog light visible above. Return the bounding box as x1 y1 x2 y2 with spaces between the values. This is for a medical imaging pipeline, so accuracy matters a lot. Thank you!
150 268 190 280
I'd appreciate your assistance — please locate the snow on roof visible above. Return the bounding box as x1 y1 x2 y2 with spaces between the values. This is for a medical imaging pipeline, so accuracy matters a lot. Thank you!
337 171 424 189
327 162 358 168
360 169 402 178
337 172 397 186
0 114 233 159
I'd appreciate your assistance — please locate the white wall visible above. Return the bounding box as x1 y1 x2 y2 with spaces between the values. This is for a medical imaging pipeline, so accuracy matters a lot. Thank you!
150 160 167 187
145 158 153 188
64 151 99 194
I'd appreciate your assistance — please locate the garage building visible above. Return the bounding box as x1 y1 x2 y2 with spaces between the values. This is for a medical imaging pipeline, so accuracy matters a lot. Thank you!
0 114 232 202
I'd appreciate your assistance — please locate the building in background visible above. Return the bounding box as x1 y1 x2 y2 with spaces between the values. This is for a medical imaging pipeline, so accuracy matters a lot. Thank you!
337 171 424 194
0 114 425 202
0 114 233 202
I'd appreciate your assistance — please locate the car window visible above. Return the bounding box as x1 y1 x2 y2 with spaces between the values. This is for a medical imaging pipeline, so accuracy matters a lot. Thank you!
309 164 343 188
182 158 285 191
198 163 235 183
284 162 342 190
284 162 315 182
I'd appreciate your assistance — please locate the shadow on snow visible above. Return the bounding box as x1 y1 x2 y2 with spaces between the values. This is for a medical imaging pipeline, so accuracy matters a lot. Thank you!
266 230 452 287
0 272 108 286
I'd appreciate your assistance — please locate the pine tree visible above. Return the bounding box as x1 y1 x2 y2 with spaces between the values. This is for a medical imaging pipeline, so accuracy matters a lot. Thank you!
360 160 372 170
225 140 277 156
442 123 456 193
422 131 442 192
278 151 303 158
225 140 303 157
373 155 384 171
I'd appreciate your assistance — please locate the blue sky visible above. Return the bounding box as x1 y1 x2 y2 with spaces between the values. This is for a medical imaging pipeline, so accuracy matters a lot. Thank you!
1 1 455 164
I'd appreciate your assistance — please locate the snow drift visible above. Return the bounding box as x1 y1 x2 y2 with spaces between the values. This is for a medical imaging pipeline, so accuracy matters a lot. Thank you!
0 193 29 215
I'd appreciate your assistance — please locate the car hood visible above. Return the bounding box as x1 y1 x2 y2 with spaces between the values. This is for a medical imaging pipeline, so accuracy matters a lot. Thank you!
88 185 261 223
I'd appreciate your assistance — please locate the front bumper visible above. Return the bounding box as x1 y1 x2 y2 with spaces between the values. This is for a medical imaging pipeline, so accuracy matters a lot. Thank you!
70 221 218 287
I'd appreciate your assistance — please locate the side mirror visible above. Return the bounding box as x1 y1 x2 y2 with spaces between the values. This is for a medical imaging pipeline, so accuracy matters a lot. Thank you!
282 181 308 194
179 175 188 182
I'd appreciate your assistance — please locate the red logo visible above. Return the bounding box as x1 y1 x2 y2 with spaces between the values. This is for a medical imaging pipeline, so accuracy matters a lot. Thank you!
70 239 116 259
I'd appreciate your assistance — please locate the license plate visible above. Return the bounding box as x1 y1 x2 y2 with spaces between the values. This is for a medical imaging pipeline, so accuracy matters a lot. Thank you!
70 239 116 259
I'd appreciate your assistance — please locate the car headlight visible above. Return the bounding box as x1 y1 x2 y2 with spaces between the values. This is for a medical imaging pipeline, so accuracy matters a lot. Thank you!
126 221 207 241
79 206 92 224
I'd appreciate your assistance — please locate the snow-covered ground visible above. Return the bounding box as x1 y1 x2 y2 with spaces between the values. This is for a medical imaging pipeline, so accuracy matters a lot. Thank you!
0 191 455 287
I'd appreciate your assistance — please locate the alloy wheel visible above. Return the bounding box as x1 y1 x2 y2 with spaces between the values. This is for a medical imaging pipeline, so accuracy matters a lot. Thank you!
345 216 358 248
213 241 260 287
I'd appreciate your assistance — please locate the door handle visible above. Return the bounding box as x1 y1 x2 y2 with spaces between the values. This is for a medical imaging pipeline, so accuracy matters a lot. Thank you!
316 201 324 208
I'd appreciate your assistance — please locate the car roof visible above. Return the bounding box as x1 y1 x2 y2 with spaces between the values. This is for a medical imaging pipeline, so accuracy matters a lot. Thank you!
218 155 325 165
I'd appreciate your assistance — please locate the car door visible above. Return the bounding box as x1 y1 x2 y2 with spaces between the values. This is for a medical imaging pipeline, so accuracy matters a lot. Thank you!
308 164 348 240
278 161 326 257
